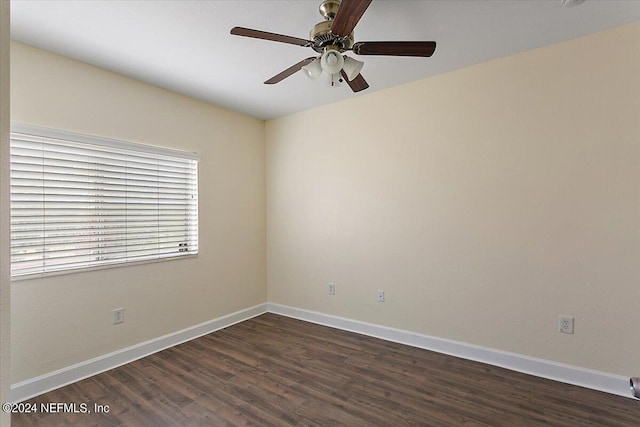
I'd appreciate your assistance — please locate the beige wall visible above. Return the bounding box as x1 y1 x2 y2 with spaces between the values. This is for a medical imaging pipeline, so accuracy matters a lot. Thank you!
1 2 11 425
266 23 640 376
10 42 266 383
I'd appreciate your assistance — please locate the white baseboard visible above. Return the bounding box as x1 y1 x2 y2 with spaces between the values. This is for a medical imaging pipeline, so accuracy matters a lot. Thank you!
11 303 268 403
12 301 635 402
268 303 635 400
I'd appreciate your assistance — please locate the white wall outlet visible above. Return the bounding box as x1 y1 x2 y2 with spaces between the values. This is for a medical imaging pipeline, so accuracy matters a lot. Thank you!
559 315 574 334
377 290 385 302
113 308 124 325
328 283 335 295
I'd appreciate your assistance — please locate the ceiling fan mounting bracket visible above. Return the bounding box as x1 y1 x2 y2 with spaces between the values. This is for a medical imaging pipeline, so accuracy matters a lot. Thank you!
319 0 341 20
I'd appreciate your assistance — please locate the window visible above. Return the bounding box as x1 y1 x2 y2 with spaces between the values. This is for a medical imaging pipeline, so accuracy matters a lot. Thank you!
10 124 199 278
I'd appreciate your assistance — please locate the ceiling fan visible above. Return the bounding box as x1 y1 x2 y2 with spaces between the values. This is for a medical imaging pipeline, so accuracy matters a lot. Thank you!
230 0 436 93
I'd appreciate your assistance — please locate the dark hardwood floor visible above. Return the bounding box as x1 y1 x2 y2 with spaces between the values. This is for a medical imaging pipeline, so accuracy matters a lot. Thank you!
12 313 639 426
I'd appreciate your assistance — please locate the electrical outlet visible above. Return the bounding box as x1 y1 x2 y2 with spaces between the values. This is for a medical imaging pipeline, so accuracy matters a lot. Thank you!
377 290 385 302
113 308 124 325
328 283 335 295
559 315 574 334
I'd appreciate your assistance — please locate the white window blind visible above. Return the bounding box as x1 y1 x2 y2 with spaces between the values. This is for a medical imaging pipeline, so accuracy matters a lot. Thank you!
10 124 199 278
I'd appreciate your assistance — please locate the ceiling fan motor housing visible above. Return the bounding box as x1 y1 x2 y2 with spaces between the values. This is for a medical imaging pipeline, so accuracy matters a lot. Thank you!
310 21 354 52
311 0 354 53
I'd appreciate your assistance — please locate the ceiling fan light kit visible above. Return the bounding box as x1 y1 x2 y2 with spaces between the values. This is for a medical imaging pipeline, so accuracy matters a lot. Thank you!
301 47 364 87
230 0 436 93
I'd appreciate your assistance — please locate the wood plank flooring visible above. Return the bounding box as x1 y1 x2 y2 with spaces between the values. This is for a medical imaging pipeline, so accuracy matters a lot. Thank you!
12 313 639 426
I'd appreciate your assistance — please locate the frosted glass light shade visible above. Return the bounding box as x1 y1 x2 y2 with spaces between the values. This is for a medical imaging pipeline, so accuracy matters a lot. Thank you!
320 50 344 75
302 58 322 79
342 56 364 81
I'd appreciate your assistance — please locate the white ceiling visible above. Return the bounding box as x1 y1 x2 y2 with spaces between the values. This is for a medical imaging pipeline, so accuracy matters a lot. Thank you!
10 0 640 120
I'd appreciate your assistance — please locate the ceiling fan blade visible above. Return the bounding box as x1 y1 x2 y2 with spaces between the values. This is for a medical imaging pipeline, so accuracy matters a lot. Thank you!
265 57 317 84
231 27 312 47
352 41 437 57
340 70 369 93
330 0 373 37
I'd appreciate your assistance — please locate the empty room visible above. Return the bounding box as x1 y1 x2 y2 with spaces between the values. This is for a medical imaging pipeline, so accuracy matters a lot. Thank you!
1 0 639 425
